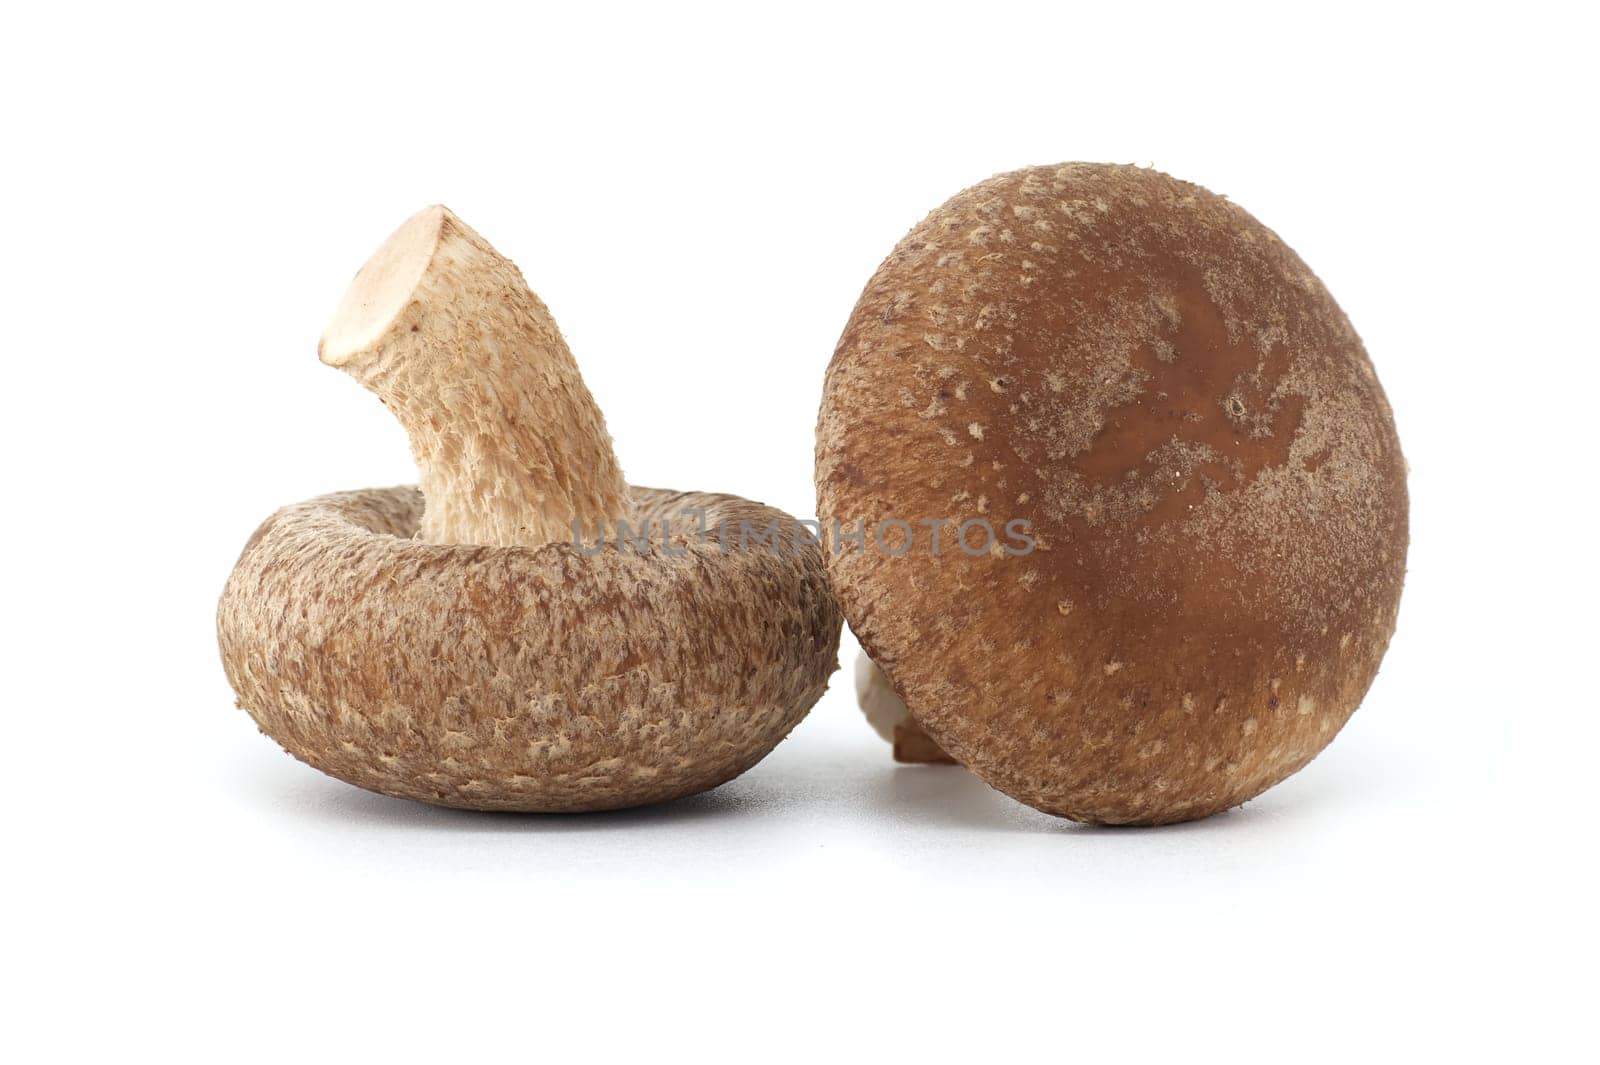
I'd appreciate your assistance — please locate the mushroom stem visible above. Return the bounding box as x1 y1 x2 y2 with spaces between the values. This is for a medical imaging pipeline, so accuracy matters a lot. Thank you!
319 206 629 548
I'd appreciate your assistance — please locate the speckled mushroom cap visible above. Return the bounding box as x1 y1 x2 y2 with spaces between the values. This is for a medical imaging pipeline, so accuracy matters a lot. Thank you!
816 163 1407 825
219 205 840 812
219 485 840 811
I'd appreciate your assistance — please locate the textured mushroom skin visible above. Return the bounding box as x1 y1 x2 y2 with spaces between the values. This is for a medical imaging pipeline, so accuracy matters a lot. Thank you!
816 163 1408 825
219 486 841 811
320 208 631 548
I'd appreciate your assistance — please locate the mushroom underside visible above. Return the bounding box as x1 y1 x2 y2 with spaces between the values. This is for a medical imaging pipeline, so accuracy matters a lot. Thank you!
218 485 841 811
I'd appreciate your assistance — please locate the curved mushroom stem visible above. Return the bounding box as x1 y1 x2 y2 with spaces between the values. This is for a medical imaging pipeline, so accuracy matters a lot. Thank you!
319 206 629 548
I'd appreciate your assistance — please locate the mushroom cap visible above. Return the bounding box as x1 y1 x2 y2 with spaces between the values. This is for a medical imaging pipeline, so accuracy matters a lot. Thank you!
816 163 1408 825
218 485 841 811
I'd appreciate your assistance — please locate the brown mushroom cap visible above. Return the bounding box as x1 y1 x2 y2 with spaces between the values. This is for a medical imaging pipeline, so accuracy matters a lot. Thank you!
816 163 1407 825
219 486 839 811
219 205 840 811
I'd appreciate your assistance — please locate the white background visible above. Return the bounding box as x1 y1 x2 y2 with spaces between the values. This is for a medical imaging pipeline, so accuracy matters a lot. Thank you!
4 2 1595 1061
